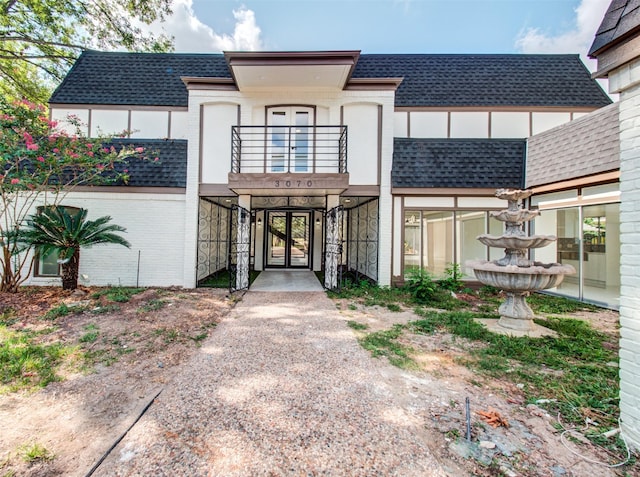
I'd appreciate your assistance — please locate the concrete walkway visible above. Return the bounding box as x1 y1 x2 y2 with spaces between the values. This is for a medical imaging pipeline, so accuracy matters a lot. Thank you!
250 270 324 292
94 291 445 476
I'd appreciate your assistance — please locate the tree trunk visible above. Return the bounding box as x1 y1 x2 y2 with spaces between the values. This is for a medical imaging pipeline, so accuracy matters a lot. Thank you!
61 249 80 290
1 245 19 293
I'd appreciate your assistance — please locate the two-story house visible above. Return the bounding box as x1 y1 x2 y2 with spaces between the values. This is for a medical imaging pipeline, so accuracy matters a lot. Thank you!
35 50 611 293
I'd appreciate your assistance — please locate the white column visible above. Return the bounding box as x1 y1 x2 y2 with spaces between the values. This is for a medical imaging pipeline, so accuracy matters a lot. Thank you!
614 58 640 449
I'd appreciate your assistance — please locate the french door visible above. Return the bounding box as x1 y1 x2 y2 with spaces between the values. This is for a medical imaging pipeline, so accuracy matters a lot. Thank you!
268 107 313 172
265 211 311 268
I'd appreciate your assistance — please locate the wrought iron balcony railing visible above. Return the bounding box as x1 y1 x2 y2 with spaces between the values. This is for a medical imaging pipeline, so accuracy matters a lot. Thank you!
231 125 347 174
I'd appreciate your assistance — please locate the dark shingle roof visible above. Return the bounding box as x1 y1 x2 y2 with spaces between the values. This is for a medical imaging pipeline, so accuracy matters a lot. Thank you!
108 139 187 187
392 138 525 189
50 51 611 109
49 51 230 106
355 54 611 108
589 0 640 56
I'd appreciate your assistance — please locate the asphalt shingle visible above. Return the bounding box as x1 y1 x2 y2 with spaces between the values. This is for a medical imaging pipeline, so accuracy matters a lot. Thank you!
392 138 525 189
589 0 640 56
107 139 187 188
50 51 611 109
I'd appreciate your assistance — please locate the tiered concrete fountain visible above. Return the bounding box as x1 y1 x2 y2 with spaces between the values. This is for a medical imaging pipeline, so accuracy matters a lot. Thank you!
467 189 575 336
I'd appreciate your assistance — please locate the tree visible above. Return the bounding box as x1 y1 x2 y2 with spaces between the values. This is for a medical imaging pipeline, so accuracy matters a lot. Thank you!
0 0 174 103
0 98 149 292
19 206 130 290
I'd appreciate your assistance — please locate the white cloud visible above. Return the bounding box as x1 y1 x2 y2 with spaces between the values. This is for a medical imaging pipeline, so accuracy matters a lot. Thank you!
515 0 610 71
152 0 263 52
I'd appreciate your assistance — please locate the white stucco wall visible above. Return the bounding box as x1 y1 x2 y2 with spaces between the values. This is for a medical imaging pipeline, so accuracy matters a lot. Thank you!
22 191 187 288
614 57 640 449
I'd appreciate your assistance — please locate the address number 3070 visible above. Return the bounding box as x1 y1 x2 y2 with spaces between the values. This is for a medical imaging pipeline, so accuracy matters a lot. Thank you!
274 180 313 188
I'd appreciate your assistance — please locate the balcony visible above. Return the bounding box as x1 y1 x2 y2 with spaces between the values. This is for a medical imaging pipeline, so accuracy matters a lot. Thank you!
229 125 349 196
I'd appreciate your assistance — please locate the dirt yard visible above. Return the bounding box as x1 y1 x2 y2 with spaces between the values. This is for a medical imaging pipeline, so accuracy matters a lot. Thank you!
0 287 636 476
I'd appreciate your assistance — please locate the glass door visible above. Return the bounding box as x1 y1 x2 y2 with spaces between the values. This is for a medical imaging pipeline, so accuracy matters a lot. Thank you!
266 211 311 268
268 107 313 172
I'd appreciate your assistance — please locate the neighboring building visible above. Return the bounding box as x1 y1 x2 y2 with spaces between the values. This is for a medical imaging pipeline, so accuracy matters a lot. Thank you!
30 50 610 291
588 0 640 451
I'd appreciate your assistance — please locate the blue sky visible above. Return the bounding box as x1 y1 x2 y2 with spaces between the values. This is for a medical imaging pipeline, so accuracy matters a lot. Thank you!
150 0 611 70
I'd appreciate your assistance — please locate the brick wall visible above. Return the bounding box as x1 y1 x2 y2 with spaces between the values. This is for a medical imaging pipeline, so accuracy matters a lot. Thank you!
616 59 640 449
25 191 187 288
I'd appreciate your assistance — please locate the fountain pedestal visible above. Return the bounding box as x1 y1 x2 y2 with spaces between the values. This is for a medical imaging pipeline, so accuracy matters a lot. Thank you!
467 189 575 336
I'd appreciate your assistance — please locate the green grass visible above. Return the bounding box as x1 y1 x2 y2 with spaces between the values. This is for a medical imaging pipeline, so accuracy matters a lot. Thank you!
79 324 99 344
0 326 77 393
346 320 368 330
198 270 260 288
90 304 121 314
41 303 71 321
527 293 599 314
137 299 166 313
358 324 416 369
91 287 145 303
411 308 619 428
19 442 54 463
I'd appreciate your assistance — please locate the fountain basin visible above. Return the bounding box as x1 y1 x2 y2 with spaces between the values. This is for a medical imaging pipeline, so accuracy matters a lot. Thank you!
477 234 556 249
490 209 540 223
468 260 575 292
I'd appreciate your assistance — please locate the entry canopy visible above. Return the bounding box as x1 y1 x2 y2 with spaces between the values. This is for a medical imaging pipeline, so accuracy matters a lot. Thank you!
224 50 361 91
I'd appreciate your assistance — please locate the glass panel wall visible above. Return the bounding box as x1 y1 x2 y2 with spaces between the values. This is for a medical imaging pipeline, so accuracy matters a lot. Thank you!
404 210 499 280
532 203 620 308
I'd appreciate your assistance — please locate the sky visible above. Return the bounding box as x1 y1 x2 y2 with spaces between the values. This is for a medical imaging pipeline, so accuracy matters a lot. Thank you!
146 0 613 72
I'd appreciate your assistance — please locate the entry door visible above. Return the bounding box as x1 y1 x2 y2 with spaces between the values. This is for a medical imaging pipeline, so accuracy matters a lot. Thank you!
268 107 313 172
266 211 311 268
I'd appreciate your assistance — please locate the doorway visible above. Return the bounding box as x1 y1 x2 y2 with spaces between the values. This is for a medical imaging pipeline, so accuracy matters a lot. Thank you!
265 210 312 269
268 107 313 172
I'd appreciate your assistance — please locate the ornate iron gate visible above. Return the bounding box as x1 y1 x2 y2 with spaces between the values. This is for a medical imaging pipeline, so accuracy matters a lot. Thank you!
229 204 251 292
324 205 344 290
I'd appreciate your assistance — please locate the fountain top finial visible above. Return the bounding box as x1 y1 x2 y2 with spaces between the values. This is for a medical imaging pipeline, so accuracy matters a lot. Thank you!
495 189 533 202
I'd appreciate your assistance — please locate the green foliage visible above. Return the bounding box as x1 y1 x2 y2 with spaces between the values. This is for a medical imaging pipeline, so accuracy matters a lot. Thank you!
438 262 465 292
79 324 99 344
137 299 166 313
19 207 131 290
346 320 368 330
0 0 174 103
19 442 54 463
91 287 144 303
41 303 71 321
404 269 439 303
0 99 151 292
0 325 75 393
359 325 416 369
526 293 599 314
403 269 467 310
410 307 619 429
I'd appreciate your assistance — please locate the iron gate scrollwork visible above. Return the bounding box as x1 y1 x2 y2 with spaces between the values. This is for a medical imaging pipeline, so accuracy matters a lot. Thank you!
229 204 251 292
324 205 344 290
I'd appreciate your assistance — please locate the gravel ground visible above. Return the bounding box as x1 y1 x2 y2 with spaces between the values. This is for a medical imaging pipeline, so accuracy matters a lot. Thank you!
93 291 446 476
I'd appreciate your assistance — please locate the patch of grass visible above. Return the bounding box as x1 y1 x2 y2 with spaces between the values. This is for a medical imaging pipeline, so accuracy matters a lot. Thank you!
346 320 368 330
90 304 121 314
386 303 402 312
190 332 208 345
41 303 71 321
359 324 416 369
19 442 54 463
137 299 166 313
0 326 77 393
347 303 358 311
79 324 99 344
199 270 260 288
0 307 18 326
411 308 619 430
153 327 180 343
91 287 145 303
527 293 599 314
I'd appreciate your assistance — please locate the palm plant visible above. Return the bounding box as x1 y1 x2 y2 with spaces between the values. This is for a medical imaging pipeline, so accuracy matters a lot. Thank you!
20 207 130 290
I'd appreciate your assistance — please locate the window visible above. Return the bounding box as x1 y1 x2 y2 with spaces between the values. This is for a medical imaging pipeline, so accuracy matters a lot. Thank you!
34 206 80 277
403 210 502 279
